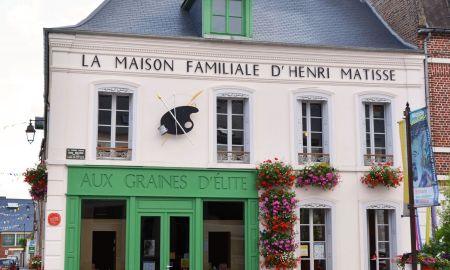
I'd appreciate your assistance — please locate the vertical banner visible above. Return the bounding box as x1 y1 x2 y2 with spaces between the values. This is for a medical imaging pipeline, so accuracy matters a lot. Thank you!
409 108 439 207
398 120 410 216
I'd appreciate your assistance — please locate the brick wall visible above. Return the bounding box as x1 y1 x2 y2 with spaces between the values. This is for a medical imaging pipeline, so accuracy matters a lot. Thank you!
419 33 450 175
366 0 419 45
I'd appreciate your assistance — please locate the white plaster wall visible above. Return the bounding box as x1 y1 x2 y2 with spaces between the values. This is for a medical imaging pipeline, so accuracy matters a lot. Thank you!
44 33 425 270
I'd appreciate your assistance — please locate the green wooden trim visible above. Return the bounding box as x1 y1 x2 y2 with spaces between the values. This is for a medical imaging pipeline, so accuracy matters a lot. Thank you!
64 196 81 270
126 197 136 270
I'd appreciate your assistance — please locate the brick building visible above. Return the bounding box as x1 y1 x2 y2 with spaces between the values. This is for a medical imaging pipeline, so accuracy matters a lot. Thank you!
366 0 450 181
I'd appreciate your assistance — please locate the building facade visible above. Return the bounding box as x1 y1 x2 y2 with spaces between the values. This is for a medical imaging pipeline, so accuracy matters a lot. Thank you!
43 0 426 269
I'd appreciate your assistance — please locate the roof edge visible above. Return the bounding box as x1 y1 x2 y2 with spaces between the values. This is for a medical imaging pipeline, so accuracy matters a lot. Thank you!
364 0 417 49
44 28 423 54
418 27 450 34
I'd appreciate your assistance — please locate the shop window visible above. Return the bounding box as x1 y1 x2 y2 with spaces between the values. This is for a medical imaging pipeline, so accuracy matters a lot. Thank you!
299 208 332 270
97 90 132 160
80 200 126 270
203 201 244 270
2 234 15 246
367 209 396 270
216 93 250 163
206 0 251 37
298 99 330 164
362 99 393 166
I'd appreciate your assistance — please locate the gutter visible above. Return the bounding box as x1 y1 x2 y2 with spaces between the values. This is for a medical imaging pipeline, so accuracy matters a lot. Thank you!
418 28 450 34
42 29 50 162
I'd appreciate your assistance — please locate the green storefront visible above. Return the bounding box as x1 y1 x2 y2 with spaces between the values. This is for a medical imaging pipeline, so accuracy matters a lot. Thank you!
65 166 259 270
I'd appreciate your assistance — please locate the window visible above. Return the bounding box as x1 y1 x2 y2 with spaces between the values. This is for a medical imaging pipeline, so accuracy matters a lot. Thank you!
97 91 132 160
299 101 329 164
364 102 393 165
207 0 250 36
299 208 332 270
367 209 396 270
216 96 249 163
2 234 15 246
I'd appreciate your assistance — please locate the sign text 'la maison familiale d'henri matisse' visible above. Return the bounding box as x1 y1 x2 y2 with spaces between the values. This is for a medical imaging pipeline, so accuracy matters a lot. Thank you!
81 54 397 82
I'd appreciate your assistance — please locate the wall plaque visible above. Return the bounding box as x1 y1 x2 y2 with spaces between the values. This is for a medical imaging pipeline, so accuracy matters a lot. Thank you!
66 148 86 160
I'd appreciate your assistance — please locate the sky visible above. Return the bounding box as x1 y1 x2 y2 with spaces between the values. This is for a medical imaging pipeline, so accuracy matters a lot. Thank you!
0 0 103 199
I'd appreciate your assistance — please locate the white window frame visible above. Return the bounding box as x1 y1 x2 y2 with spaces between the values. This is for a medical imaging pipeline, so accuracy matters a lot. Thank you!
359 201 401 270
297 199 335 270
293 91 332 165
211 87 253 164
94 85 136 161
358 94 394 166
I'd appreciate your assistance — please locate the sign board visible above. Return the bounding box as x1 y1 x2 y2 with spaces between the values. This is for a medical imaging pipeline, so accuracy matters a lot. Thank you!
66 148 86 160
48 212 61 226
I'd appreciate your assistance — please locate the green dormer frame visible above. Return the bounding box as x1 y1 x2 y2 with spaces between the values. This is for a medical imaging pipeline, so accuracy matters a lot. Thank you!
203 0 252 38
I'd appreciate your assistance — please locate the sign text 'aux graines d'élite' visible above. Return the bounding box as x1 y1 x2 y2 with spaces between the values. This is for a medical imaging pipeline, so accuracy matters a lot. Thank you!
81 54 397 81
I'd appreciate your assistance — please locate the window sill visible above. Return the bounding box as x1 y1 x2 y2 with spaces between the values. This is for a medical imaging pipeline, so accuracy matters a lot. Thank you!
203 34 252 41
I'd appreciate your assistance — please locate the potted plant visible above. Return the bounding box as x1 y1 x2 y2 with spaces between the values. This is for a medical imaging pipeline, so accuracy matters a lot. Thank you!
256 158 296 189
361 162 402 188
29 255 42 270
295 163 340 190
396 252 450 270
23 164 47 201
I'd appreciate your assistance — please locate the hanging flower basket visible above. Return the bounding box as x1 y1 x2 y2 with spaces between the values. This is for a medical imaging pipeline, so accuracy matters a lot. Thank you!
29 255 42 269
295 163 340 190
259 189 298 232
23 164 48 201
361 162 402 189
256 158 296 189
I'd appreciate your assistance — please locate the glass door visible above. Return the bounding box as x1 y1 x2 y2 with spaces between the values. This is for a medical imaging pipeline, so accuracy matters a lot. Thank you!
140 214 191 270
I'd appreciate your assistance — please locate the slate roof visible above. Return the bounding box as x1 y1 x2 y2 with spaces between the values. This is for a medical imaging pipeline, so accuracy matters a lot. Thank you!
0 197 34 233
52 0 412 50
422 0 450 29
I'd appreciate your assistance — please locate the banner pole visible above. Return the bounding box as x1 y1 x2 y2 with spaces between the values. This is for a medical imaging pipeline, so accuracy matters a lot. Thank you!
404 102 418 270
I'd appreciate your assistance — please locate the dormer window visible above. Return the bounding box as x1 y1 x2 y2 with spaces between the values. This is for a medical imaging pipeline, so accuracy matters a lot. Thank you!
206 0 251 37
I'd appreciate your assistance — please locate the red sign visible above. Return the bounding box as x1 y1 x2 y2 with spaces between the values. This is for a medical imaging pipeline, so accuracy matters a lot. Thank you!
48 213 61 226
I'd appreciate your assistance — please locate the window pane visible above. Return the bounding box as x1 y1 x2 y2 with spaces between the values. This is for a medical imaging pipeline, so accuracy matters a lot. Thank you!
366 119 370 133
374 120 385 133
376 210 389 224
232 145 244 152
378 242 390 258
217 129 228 144
116 127 129 142
232 115 243 129
2 235 14 246
99 110 111 125
116 142 129 149
302 102 306 116
98 126 111 141
378 225 390 241
300 209 309 224
310 103 322 117
301 259 311 269
374 134 386 147
303 133 307 148
97 141 111 148
212 0 226 15
217 99 227 113
375 148 386 155
229 17 243 34
313 226 325 241
230 0 242 17
311 133 322 147
379 259 390 270
212 15 226 32
314 259 326 270
300 226 310 241
99 95 112 109
217 115 227 129
366 133 371 147
311 147 323 154
311 118 322 132
116 96 129 111
232 100 244 114
373 105 385 118
313 209 325 224
232 130 243 145
302 117 307 131
365 104 370 118
116 111 129 126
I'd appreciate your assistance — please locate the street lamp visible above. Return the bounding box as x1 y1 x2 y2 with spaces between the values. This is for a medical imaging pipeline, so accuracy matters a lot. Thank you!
25 117 44 144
